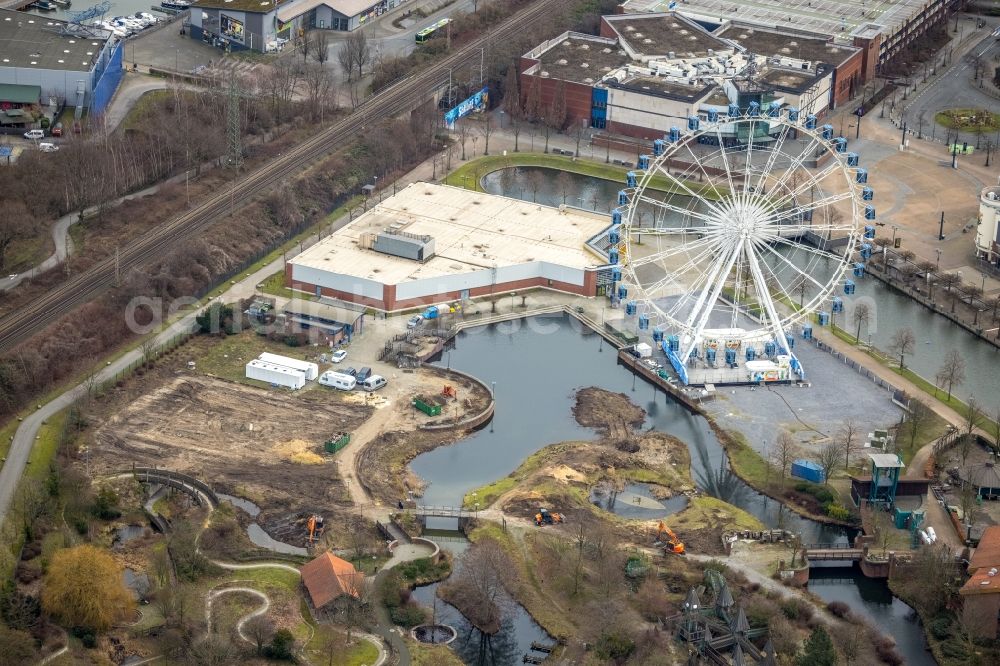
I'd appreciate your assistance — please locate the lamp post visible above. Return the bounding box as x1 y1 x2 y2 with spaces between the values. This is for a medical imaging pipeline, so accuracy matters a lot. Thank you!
936 248 942 269
510 291 517 311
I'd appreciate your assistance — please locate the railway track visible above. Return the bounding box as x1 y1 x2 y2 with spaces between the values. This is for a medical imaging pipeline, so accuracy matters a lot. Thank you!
0 0 572 354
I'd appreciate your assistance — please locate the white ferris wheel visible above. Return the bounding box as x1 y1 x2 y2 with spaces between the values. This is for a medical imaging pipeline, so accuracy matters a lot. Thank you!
615 107 874 386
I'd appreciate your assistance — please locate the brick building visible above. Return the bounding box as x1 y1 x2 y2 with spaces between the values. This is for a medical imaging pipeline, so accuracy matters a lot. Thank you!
518 12 860 140
960 526 1000 638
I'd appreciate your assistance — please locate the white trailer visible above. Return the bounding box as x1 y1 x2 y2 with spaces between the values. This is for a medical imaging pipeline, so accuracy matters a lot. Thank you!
257 352 319 381
246 360 306 390
319 371 357 391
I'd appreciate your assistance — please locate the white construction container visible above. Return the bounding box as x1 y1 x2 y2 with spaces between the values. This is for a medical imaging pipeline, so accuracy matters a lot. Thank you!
319 371 356 391
257 352 319 381
634 343 653 358
246 360 305 390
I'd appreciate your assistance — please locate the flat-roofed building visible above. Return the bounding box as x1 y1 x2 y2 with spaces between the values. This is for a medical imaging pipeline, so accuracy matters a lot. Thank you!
285 183 615 312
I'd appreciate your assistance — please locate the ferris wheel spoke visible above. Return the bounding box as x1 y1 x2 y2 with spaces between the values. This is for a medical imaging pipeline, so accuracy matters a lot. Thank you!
680 239 742 357
763 191 855 225
632 194 722 227
653 164 731 220
769 234 851 262
765 153 840 209
624 234 720 269
749 123 792 207
744 242 793 350
750 237 830 293
714 126 739 196
681 141 729 201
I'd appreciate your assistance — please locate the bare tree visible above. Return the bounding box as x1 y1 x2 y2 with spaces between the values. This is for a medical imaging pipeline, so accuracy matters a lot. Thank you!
964 398 984 439
935 349 966 400
870 508 897 557
840 419 859 470
958 481 979 540
852 301 871 344
479 113 493 156
992 407 1000 455
903 400 932 453
771 430 795 488
300 32 313 63
457 119 470 160
441 537 516 631
556 170 573 204
140 337 157 367
817 442 843 486
527 169 545 203
889 327 916 368
244 615 274 656
312 30 330 65
339 30 370 82
0 202 32 272
302 62 338 123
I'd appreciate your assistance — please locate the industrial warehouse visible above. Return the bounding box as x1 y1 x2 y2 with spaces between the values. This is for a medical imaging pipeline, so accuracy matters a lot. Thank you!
284 182 615 311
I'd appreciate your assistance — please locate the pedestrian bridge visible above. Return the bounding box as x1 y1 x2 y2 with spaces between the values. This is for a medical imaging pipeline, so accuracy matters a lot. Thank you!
803 543 864 562
411 505 476 519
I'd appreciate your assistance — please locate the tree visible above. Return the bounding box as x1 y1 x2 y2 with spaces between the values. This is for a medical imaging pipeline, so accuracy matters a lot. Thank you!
935 349 966 400
870 508 896 557
525 75 542 124
817 442 843 486
964 398 984 438
300 32 313 63
263 628 296 660
0 625 37 663
440 537 515 632
479 113 493 156
41 544 134 632
992 406 1000 455
889 327 916 368
338 30 370 83
840 419 859 470
797 626 836 666
939 271 962 294
0 201 32 272
556 170 573 204
771 430 795 488
244 614 274 656
903 400 932 452
457 119 470 160
312 30 330 65
852 301 871 344
303 62 338 123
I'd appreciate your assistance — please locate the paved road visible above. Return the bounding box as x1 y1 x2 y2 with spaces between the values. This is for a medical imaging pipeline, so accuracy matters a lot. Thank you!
901 18 1000 143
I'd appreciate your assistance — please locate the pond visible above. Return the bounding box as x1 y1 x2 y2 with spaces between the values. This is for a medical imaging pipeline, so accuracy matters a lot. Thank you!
590 482 689 519
482 165 1000 414
410 314 933 664
112 525 146 548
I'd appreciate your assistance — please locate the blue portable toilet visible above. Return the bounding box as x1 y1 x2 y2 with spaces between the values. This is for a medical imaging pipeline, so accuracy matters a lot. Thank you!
669 126 681 142
626 171 637 188
618 190 628 206
846 152 859 167
864 225 876 239
832 297 844 313
748 100 760 117
687 116 700 131
609 248 619 264
612 209 622 225
833 137 847 153
725 348 737 366
785 333 795 350
625 300 637 315
791 460 824 483
853 263 865 278
788 107 799 122
820 124 834 139
707 108 719 122
652 326 664 342
818 311 830 325
805 114 817 129
860 243 872 260
611 266 622 281
638 154 651 170
618 284 628 300
764 340 776 356
638 313 649 330
856 168 868 184
653 139 666 156
689 348 698 360
862 186 874 201
865 205 876 220
706 347 717 364
768 101 781 117
728 102 740 117
667 335 680 352
802 324 813 340
745 346 756 361
844 279 856 295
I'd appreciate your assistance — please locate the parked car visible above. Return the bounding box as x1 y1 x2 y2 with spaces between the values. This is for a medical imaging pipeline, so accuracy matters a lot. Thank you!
23 129 44 140
407 314 423 329
360 375 387 392
356 367 372 382
51 123 62 137
331 349 347 363
38 143 58 152
343 367 357 377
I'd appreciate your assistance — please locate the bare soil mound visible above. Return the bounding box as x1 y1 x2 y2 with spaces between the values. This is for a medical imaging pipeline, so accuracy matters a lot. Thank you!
573 387 646 442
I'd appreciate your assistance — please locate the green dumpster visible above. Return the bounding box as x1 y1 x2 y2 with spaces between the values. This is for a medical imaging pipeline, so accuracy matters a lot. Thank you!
413 397 442 416
324 433 351 453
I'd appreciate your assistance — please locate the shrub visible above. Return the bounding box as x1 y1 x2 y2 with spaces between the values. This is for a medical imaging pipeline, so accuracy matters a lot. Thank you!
826 600 851 618
873 636 903 665
825 503 851 521
91 487 120 520
71 626 96 648
781 598 814 622
928 615 952 640
814 488 835 504
388 603 427 628
594 629 635 662
263 629 295 660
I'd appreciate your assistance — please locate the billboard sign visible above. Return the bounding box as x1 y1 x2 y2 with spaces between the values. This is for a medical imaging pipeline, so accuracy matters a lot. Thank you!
444 87 488 129
220 13 245 43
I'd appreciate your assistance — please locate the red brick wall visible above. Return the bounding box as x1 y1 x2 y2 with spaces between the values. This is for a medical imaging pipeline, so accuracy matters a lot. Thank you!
599 16 617 40
520 72 593 129
286 267 600 313
832 51 863 109
852 34 881 83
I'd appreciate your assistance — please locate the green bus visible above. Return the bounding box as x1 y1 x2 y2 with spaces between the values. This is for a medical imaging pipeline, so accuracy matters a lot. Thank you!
415 17 451 43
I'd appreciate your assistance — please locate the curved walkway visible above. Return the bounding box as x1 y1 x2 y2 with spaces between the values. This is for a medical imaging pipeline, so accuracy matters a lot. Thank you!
205 585 269 640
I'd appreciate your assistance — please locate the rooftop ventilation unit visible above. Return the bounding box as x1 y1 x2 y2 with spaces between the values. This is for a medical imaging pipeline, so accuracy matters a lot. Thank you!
371 230 436 262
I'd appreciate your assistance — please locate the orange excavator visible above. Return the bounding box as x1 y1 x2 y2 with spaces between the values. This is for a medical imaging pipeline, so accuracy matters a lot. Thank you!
535 508 564 526
307 514 325 544
655 521 685 555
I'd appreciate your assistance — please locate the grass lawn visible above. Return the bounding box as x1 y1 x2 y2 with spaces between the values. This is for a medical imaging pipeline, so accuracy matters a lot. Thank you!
6 233 50 274
303 623 379 665
260 269 301 300
442 153 725 200
934 108 1000 133
193 330 325 385
407 639 463 665
26 409 70 483
673 495 764 533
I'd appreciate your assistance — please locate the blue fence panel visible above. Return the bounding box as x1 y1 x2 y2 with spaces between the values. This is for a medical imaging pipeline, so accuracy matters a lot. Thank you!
91 41 124 117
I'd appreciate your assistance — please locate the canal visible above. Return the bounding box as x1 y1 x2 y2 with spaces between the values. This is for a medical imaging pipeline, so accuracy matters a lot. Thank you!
410 315 934 665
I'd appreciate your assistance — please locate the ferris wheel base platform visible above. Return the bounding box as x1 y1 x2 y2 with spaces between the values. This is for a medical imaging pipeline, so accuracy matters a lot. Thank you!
665 349 805 388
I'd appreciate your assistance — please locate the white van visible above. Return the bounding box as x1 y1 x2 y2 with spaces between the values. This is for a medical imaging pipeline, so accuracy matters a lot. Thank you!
38 142 58 152
318 370 356 391
360 375 387 392
23 129 44 140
